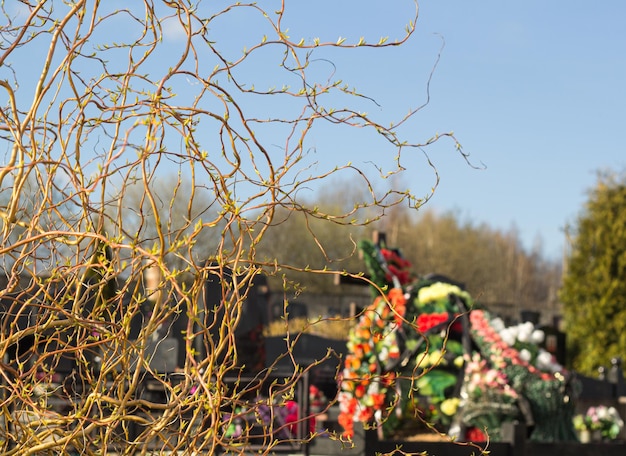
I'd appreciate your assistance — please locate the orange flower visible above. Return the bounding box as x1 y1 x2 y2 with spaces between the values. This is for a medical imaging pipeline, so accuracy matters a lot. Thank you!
338 411 354 437
358 407 374 423
371 392 386 409
345 354 361 370
387 288 407 325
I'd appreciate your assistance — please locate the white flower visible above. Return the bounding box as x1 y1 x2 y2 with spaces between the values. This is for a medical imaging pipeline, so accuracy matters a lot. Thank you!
536 350 559 372
609 407 625 428
598 406 610 420
531 329 545 344
519 349 532 362
520 321 535 334
499 328 516 346
517 328 532 343
515 322 533 343
338 391 353 413
490 317 505 332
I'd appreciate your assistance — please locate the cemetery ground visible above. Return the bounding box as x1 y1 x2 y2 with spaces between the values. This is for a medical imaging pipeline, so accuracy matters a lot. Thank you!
3 237 626 454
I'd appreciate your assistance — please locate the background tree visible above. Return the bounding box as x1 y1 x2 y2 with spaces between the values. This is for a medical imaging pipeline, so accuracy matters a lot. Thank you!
0 1 468 454
263 179 563 327
560 170 626 375
114 175 225 271
256 177 381 294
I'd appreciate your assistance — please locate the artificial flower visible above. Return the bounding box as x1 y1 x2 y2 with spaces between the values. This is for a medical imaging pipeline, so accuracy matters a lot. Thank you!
417 282 469 305
416 312 449 333
440 398 461 416
581 405 624 439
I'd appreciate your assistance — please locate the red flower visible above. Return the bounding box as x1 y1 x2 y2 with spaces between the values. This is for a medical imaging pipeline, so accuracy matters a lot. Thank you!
417 312 450 333
354 384 366 398
380 248 412 285
450 320 463 333
381 371 396 386
284 400 299 434
466 427 487 441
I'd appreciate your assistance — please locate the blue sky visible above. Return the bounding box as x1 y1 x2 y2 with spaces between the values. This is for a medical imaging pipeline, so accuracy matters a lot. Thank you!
3 1 624 262
410 1 626 259
279 0 626 260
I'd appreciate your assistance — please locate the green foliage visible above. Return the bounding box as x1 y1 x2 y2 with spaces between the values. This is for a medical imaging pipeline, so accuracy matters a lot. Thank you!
560 171 626 375
416 369 457 397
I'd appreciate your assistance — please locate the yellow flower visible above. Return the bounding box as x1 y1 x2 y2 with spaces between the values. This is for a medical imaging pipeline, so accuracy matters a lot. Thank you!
418 282 469 304
418 349 446 368
440 398 460 416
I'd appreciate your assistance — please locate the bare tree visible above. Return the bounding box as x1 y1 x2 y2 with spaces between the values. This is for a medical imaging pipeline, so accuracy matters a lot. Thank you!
0 1 464 454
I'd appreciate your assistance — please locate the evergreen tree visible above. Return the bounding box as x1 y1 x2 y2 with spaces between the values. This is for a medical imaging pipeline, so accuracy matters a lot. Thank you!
560 171 626 375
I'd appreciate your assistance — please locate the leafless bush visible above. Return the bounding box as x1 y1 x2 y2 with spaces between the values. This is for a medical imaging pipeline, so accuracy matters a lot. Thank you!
0 1 462 454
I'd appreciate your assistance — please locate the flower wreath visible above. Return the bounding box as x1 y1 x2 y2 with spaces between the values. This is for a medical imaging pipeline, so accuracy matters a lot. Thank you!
339 239 579 443
338 240 471 437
